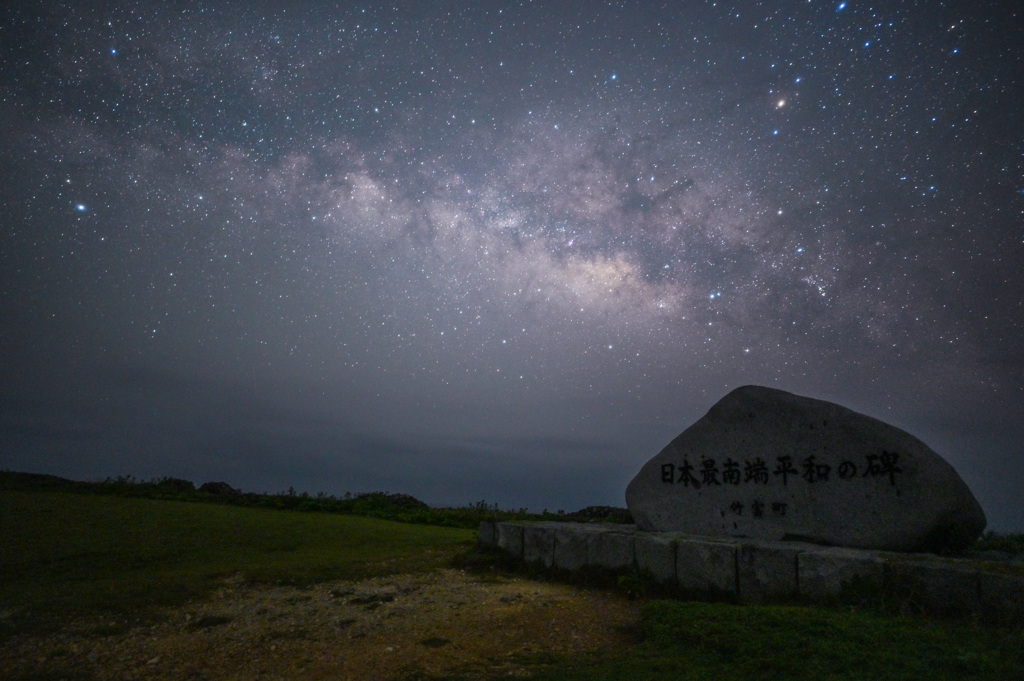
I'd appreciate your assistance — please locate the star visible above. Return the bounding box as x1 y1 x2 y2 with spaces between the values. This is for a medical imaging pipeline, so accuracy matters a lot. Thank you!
1 0 1020 528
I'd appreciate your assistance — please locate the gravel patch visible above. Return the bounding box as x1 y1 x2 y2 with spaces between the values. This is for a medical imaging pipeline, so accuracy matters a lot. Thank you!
4 569 642 680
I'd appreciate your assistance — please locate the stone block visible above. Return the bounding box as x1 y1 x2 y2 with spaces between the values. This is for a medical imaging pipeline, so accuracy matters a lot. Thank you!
553 524 589 570
588 529 634 569
676 536 738 594
885 557 980 617
635 534 677 584
523 524 555 567
737 540 800 600
478 521 497 547
495 522 524 561
798 546 886 600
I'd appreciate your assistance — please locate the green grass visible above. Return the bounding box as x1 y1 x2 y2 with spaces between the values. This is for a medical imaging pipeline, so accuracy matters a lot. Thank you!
0 490 474 631
520 600 1024 681
3 487 1022 681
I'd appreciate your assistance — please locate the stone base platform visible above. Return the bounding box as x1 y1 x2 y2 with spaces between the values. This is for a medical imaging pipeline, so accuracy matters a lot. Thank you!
479 521 1024 621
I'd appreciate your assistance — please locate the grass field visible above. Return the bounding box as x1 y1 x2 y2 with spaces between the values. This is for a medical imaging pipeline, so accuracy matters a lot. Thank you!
0 491 475 629
524 600 1024 681
2 489 1022 680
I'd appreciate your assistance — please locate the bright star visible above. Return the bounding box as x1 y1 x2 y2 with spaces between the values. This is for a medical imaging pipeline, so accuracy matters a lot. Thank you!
76 204 87 212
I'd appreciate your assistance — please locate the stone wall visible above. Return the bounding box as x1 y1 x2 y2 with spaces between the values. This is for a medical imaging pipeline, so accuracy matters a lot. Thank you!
479 521 1024 622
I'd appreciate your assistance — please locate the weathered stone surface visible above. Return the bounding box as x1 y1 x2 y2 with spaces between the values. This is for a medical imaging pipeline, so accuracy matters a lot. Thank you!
478 522 1024 620
635 534 677 583
553 524 589 570
737 540 801 600
886 557 981 617
588 529 634 569
523 524 555 567
626 385 986 552
495 522 524 560
676 536 738 594
797 546 886 600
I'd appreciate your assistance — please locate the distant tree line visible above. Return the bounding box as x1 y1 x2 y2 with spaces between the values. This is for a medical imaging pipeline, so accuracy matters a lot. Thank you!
0 470 634 529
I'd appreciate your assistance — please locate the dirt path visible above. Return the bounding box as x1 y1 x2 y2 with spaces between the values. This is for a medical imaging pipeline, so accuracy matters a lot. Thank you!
4 569 642 680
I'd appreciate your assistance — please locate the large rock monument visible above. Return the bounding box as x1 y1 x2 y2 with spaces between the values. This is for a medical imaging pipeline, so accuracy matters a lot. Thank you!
626 386 986 553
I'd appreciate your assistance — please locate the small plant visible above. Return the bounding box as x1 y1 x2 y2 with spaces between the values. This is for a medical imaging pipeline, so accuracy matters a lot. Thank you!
617 567 649 600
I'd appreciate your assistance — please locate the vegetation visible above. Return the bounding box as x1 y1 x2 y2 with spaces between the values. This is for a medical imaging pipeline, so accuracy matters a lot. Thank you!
974 530 1024 557
2 471 1022 679
3 472 1016 556
0 470 634 528
0 489 474 634
521 600 1024 681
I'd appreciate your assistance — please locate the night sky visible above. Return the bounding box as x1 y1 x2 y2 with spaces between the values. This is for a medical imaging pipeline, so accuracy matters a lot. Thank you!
2 2 1022 530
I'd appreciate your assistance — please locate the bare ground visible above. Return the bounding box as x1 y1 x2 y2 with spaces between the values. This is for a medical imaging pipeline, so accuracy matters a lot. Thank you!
3 569 642 680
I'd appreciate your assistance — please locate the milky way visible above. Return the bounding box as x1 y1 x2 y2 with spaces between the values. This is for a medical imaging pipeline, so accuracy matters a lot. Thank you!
2 2 1022 528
